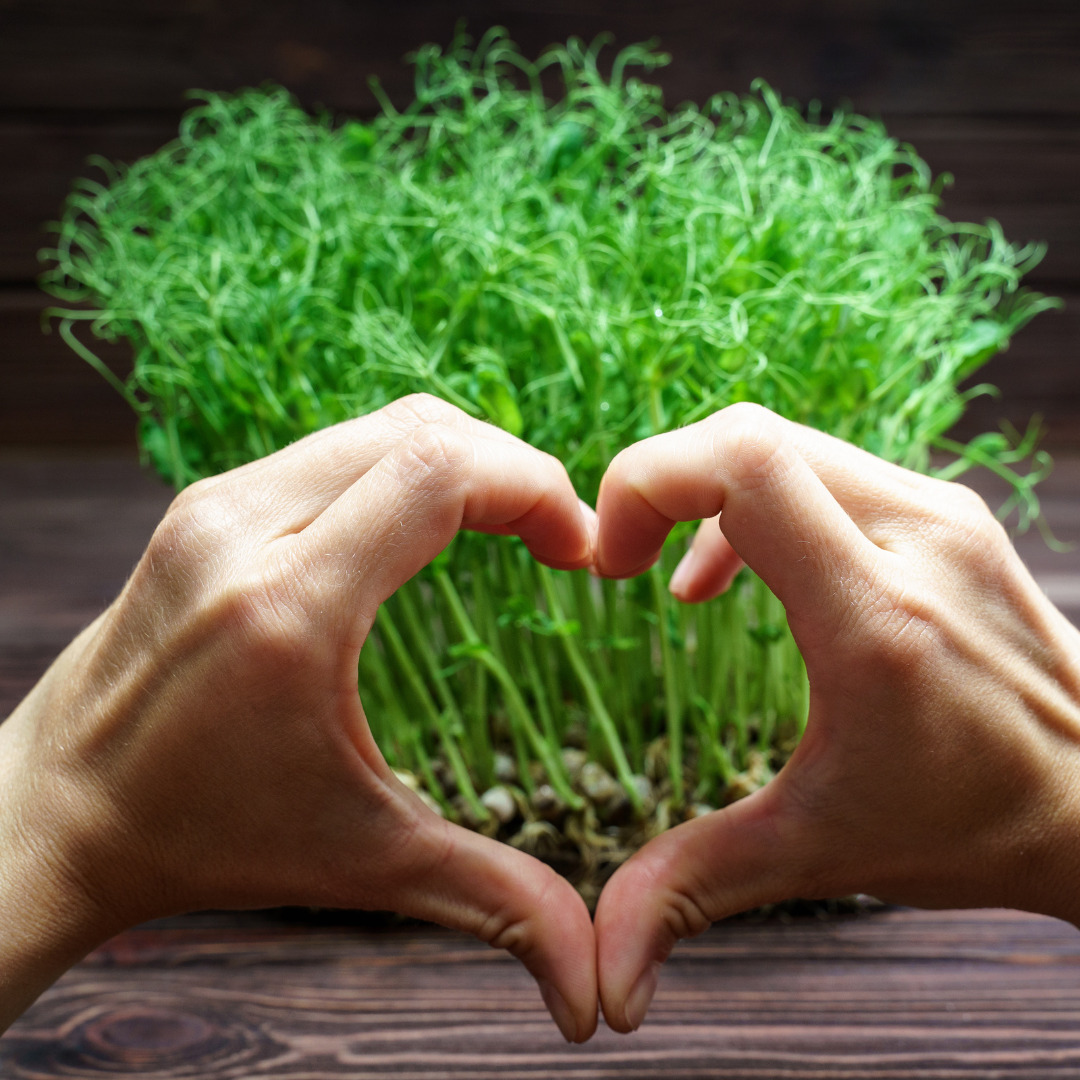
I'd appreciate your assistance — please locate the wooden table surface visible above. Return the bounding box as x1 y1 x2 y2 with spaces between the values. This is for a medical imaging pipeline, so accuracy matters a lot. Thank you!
4 450 1080 1079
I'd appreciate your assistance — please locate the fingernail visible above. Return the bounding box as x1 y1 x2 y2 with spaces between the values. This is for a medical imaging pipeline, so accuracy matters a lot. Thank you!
539 980 578 1043
668 548 698 599
624 963 660 1032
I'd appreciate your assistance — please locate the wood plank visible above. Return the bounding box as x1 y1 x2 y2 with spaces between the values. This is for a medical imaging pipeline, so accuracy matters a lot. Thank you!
4 115 1077 286
3 283 1077 448
0 450 172 717
0 119 181 286
2 0 1079 117
4 908 1080 1077
0 291 137 445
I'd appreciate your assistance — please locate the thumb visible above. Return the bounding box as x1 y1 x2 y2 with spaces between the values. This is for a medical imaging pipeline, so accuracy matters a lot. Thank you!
595 783 804 1033
390 814 598 1043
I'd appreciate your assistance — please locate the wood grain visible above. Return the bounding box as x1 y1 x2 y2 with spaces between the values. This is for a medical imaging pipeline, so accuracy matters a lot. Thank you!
0 450 172 714
5 908 1080 1077
3 0 1079 117
3 8 1080 1065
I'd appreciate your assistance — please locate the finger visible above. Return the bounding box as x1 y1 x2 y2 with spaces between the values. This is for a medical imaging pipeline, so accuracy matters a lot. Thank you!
780 423 936 509
775 424 959 550
292 423 592 629
189 394 524 539
392 814 598 1043
577 498 599 565
668 515 744 603
595 403 882 637
595 784 806 1033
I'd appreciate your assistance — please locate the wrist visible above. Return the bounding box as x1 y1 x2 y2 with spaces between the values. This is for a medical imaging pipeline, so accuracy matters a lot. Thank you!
0 819 121 1033
0 819 123 1036
0 640 135 1032
985 615 1080 928
996 745 1080 928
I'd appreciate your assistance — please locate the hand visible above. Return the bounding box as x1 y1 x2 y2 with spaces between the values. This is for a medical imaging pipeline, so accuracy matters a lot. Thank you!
592 402 1080 1033
0 394 598 1041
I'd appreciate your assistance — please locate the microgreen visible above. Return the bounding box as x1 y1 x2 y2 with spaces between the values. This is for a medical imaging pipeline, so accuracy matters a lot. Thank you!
40 28 1058 885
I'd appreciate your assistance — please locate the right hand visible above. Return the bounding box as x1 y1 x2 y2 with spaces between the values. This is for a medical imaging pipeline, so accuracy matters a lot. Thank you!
592 402 1080 1033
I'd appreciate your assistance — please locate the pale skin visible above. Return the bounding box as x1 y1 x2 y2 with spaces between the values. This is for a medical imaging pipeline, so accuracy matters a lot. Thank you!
3 396 1080 1043
0 395 600 1041
593 402 1080 1032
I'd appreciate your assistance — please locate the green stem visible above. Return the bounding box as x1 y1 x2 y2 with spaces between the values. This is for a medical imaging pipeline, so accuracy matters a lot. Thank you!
357 637 402 765
602 577 640 766
379 604 488 821
407 723 453 816
725 585 750 769
397 585 494 792
692 695 736 790
434 568 582 810
501 550 561 751
651 565 684 804
538 566 642 811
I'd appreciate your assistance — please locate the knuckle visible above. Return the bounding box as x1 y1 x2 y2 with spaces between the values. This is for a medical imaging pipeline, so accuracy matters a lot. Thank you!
482 908 534 957
125 484 245 626
707 402 788 490
601 443 638 494
623 842 713 942
946 481 991 518
141 514 204 585
397 422 473 480
659 886 712 942
167 475 215 514
945 484 1006 546
918 480 1006 555
384 392 459 428
539 446 570 481
154 479 238 556
476 863 560 961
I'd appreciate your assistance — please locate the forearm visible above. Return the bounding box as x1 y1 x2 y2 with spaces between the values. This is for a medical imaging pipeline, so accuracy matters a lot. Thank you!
0 844 108 1033
1005 609 1080 929
1013 757 1080 931
0 659 122 1034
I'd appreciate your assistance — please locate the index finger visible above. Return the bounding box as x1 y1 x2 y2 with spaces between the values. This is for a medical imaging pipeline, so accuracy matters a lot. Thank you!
595 403 881 634
177 394 525 542
288 422 594 637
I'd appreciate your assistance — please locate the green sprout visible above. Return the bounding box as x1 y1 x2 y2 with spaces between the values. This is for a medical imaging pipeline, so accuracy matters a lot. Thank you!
39 28 1059 898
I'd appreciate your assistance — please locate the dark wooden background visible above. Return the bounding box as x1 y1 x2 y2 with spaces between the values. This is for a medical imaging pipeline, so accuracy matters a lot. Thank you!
1 0 1078 450
4 4 1080 1076
9 907 1080 1079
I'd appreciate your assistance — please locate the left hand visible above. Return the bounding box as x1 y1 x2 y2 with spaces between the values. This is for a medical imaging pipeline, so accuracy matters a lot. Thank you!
0 394 598 1041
